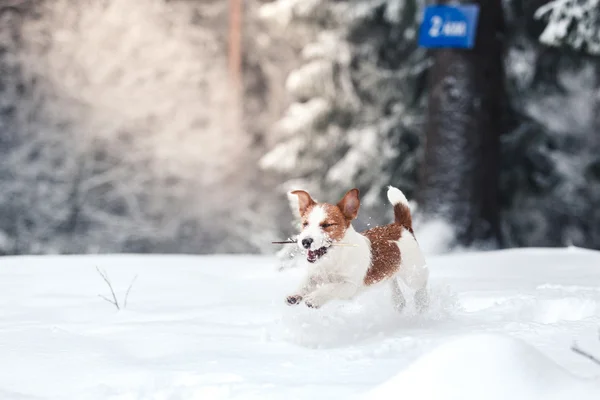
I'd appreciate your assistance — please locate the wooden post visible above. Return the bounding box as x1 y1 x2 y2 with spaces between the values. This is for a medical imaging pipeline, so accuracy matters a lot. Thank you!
228 0 243 92
227 0 243 136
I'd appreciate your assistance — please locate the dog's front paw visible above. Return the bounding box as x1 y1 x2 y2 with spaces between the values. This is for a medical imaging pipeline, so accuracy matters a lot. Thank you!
305 300 320 309
303 293 325 309
286 294 303 306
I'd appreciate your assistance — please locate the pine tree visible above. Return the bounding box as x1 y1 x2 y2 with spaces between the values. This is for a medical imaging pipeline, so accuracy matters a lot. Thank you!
534 0 600 55
262 0 600 251
500 0 600 248
259 0 429 230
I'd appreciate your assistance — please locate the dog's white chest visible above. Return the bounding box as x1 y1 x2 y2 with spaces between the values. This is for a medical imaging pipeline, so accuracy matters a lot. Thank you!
307 227 371 284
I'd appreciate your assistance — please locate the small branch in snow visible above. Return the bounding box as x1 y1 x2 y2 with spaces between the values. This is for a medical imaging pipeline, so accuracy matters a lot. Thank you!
96 266 120 310
123 275 138 309
96 267 138 311
571 342 600 367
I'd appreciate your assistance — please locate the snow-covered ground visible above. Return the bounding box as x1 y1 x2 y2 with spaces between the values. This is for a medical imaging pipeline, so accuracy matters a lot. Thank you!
1 248 599 399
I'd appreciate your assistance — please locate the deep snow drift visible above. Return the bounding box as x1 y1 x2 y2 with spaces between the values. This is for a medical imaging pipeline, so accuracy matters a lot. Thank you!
364 334 600 400
0 248 599 399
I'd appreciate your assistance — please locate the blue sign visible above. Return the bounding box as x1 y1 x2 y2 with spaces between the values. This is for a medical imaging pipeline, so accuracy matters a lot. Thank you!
418 5 479 49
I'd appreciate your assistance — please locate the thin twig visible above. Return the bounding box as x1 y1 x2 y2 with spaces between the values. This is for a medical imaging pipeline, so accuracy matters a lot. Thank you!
572 343 600 367
98 294 117 307
123 275 138 309
96 266 120 310
271 240 356 247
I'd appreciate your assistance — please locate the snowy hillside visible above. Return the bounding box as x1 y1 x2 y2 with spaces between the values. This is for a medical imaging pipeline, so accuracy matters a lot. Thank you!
1 248 600 399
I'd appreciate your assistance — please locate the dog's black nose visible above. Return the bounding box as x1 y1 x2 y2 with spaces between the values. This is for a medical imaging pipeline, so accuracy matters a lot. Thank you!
301 238 313 249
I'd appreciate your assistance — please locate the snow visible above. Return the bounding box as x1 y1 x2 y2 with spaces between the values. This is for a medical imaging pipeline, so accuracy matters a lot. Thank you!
258 0 325 26
534 0 600 54
285 61 336 101
1 248 600 399
364 334 600 400
413 217 456 254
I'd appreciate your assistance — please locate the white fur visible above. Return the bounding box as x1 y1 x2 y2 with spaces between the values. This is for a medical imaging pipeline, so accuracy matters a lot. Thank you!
288 187 428 310
295 225 372 308
296 206 329 250
387 186 409 207
395 228 428 290
394 229 429 311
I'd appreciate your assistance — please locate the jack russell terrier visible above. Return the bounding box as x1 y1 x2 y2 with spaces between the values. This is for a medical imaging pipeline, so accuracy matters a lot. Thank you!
285 186 428 311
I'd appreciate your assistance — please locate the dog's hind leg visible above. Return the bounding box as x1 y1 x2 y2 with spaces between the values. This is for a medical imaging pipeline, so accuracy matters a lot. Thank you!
414 285 429 313
395 230 429 312
390 278 406 313
412 265 429 313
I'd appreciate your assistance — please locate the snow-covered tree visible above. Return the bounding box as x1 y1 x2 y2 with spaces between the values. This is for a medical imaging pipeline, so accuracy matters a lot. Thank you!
259 0 429 231
2 0 600 255
262 0 600 252
534 0 600 55
0 0 279 254
501 0 600 249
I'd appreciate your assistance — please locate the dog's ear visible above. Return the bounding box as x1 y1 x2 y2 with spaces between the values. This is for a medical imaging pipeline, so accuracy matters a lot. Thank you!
286 191 302 220
337 188 360 220
290 190 316 216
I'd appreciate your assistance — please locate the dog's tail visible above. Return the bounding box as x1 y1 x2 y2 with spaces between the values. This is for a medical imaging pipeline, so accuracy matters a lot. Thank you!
387 186 412 231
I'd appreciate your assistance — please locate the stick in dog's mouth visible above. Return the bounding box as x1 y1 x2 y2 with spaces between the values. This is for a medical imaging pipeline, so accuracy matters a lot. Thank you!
271 240 357 247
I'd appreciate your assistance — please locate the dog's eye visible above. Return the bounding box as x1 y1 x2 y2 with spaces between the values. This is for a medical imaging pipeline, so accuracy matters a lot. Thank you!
302 222 308 228
321 223 336 228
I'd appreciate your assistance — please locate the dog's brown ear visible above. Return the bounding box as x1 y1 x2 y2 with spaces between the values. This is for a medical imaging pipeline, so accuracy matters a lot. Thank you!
290 190 316 216
338 188 360 220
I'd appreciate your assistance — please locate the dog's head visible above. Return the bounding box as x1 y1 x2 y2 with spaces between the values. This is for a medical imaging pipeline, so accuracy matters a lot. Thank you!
290 188 360 263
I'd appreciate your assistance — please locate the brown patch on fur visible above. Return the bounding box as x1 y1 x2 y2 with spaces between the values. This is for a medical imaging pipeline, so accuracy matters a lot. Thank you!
322 204 350 242
337 188 360 221
393 202 413 233
297 204 316 221
291 190 316 216
362 224 403 286
298 204 349 242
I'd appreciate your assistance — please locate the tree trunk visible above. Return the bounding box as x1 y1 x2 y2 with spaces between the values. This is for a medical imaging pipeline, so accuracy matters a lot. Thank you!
418 0 506 247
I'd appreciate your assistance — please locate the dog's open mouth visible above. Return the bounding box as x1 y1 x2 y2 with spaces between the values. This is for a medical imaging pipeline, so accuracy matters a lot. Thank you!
307 247 328 263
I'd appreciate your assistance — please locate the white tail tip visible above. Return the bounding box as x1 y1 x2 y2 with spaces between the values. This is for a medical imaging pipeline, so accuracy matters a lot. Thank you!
387 186 409 206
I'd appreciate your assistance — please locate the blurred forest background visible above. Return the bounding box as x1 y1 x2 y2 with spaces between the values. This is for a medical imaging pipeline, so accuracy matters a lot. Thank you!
0 0 598 255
